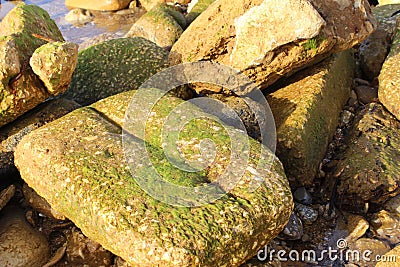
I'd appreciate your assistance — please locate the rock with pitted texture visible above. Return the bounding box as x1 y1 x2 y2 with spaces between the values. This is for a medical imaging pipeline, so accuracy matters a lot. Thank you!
30 42 78 94
0 3 66 128
186 0 216 24
0 206 50 267
125 4 186 48
169 0 376 95
336 103 400 209
267 51 355 186
64 37 169 105
0 98 80 178
378 11 400 120
15 89 293 267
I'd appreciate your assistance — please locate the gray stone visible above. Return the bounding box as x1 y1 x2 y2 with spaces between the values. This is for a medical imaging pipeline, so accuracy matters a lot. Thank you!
279 212 303 240
169 0 375 95
293 187 312 205
15 89 293 267
294 203 318 224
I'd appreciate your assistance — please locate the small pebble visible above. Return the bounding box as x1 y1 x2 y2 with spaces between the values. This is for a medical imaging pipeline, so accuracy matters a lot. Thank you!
293 187 312 205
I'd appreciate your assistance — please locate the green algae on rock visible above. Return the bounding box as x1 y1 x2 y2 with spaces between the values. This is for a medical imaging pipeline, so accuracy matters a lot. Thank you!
0 98 80 177
336 103 400 210
30 42 78 94
186 0 216 24
0 3 64 63
379 16 400 121
267 51 355 186
125 4 185 49
64 37 169 105
0 3 68 128
15 89 293 267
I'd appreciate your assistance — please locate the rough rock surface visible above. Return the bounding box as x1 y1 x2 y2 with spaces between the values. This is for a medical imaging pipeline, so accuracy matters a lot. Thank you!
336 103 400 209
125 4 186 48
0 3 66 128
64 37 169 105
378 13 400 120
349 238 391 267
0 98 80 178
30 42 78 94
0 185 15 212
267 51 355 186
370 210 400 245
15 89 293 267
375 245 400 267
23 183 66 220
169 0 376 95
0 206 50 267
359 4 400 79
65 0 132 11
186 0 216 24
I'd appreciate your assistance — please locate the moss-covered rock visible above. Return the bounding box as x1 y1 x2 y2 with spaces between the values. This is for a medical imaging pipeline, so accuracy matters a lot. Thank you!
64 38 169 105
186 0 216 24
378 13 400 120
267 51 355 186
15 90 293 267
125 4 185 49
0 98 80 178
30 42 78 94
0 3 66 128
336 103 400 209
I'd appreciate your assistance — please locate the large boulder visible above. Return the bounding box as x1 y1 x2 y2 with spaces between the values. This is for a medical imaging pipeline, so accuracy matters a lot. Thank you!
125 4 186 49
0 4 75 128
0 98 80 178
64 37 169 105
15 89 293 267
336 103 400 210
267 51 355 186
378 13 400 120
186 0 216 24
169 0 376 94
65 0 132 11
